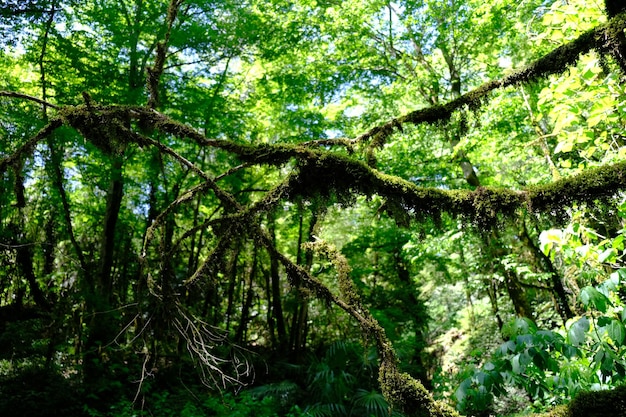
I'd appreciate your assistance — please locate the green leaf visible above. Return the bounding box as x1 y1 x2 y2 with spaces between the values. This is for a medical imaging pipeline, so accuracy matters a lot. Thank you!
611 234 624 251
580 286 611 313
496 341 516 356
502 317 537 339
606 319 626 346
539 229 563 255
554 138 574 153
567 317 589 346
599 273 620 295
598 248 615 263
511 352 531 374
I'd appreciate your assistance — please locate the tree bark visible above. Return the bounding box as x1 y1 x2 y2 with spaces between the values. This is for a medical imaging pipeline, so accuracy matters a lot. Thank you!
83 155 124 385
268 214 287 350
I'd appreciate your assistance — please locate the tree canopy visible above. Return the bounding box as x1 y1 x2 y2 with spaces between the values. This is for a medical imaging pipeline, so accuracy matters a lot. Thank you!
2 1 626 416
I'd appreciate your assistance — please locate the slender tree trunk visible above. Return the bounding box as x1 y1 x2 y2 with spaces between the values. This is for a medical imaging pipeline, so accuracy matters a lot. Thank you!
487 278 504 330
393 249 431 388
520 222 574 322
503 268 532 318
268 214 287 350
441 46 480 186
14 238 49 309
235 246 257 343
484 228 534 319
83 155 124 385
225 247 241 331
289 207 318 354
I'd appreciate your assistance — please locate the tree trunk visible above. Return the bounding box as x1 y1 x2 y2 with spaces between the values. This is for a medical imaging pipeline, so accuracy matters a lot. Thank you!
289 208 318 354
235 245 257 343
520 222 574 322
503 268 532 318
268 214 287 350
225 246 241 331
83 155 124 386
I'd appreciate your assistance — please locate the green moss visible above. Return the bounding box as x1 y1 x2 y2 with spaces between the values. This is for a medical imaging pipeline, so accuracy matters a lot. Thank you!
59 104 131 156
531 385 626 417
567 385 626 417
528 160 626 214
379 366 460 417
533 405 569 417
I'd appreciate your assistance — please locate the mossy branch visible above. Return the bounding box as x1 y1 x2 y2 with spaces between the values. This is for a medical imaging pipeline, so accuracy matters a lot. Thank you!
146 0 183 109
24 104 626 233
354 12 626 149
57 103 626 229
280 239 458 416
289 154 626 227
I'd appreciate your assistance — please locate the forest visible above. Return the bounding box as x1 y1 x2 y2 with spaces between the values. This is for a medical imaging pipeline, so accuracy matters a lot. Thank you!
2 0 626 416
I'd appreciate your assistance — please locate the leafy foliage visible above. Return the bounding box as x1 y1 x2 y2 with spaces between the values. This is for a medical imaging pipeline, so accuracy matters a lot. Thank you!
456 203 626 414
2 1 626 417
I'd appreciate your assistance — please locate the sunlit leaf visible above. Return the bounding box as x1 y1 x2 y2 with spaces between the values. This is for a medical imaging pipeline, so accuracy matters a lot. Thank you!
567 317 589 347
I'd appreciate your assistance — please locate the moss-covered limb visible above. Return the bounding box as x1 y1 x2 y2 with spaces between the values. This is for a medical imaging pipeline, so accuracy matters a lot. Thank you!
285 239 458 417
301 240 365 311
379 367 459 417
0 118 63 174
527 160 626 213
59 104 134 155
126 106 357 165
128 111 626 225
601 8 626 73
146 0 182 109
291 152 522 224
299 137 357 151
0 90 59 109
58 100 626 227
353 12 626 150
291 151 626 226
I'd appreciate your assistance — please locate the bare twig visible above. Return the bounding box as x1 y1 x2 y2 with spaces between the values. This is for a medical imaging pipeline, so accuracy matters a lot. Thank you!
0 90 59 110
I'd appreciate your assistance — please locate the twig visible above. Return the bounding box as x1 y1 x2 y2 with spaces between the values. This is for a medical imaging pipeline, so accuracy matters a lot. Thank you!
0 90 59 109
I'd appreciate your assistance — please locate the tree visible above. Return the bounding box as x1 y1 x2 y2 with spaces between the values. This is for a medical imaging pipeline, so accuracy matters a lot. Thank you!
2 1 626 416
